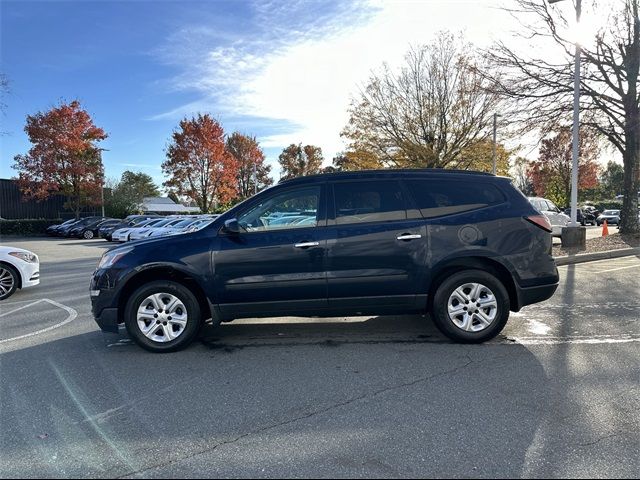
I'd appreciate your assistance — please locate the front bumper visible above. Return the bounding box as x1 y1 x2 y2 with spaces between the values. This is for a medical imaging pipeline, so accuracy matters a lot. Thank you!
91 268 122 333
18 261 40 289
94 306 119 333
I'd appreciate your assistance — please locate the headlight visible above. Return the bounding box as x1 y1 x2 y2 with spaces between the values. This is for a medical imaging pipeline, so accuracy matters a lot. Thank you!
9 251 38 263
97 247 133 269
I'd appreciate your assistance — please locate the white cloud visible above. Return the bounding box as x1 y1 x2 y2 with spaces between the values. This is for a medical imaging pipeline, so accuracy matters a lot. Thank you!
154 1 517 166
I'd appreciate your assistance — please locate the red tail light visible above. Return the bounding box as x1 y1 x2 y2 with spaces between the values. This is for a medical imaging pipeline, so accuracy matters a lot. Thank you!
525 215 552 233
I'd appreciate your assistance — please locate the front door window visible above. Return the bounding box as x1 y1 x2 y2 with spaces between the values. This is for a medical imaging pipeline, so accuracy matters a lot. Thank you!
238 186 320 232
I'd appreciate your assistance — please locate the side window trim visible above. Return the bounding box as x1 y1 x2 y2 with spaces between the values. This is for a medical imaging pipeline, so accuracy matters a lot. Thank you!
230 183 327 235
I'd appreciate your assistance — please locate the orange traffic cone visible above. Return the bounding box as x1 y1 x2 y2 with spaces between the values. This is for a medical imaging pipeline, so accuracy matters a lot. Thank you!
602 219 609 237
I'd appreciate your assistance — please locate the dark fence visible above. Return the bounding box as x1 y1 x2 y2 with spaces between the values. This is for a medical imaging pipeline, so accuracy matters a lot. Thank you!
0 178 100 220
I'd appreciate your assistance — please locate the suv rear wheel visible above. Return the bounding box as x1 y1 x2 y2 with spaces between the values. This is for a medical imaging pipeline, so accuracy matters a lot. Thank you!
431 269 510 343
124 281 202 352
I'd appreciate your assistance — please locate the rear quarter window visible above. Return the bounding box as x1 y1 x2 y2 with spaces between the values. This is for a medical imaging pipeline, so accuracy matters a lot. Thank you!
405 179 506 219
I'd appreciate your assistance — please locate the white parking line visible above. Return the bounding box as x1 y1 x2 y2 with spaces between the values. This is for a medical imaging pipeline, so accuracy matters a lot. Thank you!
505 334 640 345
0 298 77 344
0 300 45 318
0 298 49 307
594 264 640 274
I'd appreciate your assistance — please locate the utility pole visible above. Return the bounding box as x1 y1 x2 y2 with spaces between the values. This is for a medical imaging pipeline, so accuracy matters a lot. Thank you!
570 0 582 228
253 162 258 196
550 0 585 247
492 113 499 175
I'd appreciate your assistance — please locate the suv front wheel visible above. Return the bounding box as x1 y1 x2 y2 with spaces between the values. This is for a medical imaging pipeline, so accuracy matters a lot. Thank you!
124 280 202 352
431 270 510 343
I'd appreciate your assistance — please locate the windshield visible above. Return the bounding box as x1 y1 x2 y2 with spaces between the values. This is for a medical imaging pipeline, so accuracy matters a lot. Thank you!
146 218 176 228
171 218 199 228
130 217 154 225
603 210 620 215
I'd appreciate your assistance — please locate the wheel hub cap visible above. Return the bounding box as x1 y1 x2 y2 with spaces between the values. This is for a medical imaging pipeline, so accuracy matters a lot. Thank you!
137 293 188 343
0 267 15 297
447 282 498 332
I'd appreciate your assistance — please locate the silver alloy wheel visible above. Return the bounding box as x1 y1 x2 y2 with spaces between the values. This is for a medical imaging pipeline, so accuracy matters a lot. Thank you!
83 230 94 239
0 267 16 298
447 282 498 333
136 293 188 343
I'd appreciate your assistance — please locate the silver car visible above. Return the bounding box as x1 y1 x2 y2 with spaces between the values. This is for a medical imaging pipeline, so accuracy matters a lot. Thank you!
528 197 570 237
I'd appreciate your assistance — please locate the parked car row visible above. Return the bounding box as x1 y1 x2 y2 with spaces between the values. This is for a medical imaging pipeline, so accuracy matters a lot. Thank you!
45 214 218 242
528 198 638 232
109 215 217 242
46 216 115 239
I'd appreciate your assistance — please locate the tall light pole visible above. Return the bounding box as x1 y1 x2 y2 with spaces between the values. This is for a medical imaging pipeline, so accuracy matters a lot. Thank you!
492 113 501 175
549 0 582 228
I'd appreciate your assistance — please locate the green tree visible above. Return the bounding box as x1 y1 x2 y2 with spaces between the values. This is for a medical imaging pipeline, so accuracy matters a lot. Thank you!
599 161 625 199
278 144 324 179
105 170 159 218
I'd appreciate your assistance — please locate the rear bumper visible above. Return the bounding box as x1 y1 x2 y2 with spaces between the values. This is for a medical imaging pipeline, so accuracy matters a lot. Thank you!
515 281 558 310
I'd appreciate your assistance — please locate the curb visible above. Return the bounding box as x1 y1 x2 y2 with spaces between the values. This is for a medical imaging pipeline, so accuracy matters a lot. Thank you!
554 247 640 266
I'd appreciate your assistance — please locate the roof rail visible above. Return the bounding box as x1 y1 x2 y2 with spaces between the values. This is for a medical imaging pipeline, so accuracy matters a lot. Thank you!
278 168 495 184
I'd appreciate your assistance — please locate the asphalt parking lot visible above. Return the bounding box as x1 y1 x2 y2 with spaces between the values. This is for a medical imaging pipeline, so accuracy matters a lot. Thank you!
0 237 638 478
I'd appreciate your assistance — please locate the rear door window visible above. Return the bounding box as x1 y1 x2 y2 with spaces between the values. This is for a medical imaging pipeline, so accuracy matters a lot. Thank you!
333 180 407 225
405 179 506 219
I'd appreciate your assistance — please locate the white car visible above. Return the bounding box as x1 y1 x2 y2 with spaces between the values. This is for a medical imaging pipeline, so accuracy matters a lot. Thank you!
528 197 570 237
0 246 40 300
128 218 186 240
112 218 166 242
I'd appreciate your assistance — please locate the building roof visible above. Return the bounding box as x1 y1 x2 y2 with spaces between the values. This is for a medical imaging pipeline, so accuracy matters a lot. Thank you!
142 196 175 204
140 197 200 213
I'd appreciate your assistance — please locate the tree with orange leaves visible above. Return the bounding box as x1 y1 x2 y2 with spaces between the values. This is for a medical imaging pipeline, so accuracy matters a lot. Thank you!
163 114 239 213
226 132 272 199
13 100 107 219
528 127 600 207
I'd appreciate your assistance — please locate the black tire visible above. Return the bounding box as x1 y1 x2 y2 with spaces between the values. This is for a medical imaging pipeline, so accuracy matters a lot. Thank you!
83 229 94 239
0 263 20 301
431 269 510 343
124 280 202 353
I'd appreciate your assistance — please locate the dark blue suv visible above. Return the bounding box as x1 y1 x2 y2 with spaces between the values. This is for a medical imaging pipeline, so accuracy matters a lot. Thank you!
91 170 559 352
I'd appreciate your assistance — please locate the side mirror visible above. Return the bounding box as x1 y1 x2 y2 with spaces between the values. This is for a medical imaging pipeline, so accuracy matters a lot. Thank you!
223 218 241 235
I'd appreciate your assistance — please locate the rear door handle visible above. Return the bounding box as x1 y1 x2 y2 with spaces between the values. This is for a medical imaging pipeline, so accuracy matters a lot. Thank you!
294 241 320 248
396 233 422 241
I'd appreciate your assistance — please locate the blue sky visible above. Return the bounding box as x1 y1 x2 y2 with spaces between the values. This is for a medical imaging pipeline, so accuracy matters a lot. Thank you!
1 0 525 189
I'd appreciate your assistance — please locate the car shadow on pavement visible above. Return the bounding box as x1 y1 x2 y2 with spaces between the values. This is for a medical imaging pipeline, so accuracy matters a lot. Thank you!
1 317 550 478
520 263 640 478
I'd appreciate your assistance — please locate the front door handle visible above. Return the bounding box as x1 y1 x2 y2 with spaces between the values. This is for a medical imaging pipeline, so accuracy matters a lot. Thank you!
396 233 422 241
294 241 320 248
